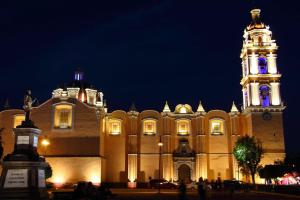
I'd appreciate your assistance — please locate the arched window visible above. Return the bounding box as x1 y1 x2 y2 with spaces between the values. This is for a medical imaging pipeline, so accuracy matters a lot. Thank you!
260 85 270 107
210 119 224 135
54 104 73 129
258 57 268 74
176 119 190 135
108 119 122 135
143 119 157 135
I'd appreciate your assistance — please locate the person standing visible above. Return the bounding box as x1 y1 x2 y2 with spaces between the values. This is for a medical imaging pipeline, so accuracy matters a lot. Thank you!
178 180 187 200
198 177 206 200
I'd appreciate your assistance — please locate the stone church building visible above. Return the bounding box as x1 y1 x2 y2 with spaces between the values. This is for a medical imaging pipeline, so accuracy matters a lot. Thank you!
0 9 285 185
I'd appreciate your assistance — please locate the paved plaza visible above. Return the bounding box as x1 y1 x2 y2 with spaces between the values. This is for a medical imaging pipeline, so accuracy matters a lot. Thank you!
105 189 300 200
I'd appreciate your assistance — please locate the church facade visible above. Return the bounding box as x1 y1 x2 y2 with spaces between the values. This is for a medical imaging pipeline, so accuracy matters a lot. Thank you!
0 9 285 185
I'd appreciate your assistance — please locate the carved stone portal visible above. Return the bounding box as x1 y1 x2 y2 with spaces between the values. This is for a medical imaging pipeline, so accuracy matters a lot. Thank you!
173 138 196 181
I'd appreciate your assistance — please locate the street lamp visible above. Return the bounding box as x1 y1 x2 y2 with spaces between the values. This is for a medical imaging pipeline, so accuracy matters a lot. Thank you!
41 138 50 156
158 136 163 194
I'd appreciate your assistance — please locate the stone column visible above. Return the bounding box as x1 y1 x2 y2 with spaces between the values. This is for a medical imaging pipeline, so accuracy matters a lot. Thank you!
267 54 277 74
270 82 281 105
249 53 258 75
250 82 260 106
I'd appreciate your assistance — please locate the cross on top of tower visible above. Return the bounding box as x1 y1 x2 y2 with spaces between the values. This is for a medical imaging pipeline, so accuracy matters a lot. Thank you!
74 68 84 81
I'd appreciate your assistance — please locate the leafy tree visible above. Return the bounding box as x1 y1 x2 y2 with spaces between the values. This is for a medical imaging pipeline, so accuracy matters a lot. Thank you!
45 164 53 180
259 164 285 184
233 135 263 184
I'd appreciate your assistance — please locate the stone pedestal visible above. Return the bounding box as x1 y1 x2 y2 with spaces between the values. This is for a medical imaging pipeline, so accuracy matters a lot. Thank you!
0 121 49 200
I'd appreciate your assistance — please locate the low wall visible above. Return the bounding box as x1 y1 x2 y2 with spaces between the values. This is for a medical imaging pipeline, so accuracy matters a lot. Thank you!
46 157 101 184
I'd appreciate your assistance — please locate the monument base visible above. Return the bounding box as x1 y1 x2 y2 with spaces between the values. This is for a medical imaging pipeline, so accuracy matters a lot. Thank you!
0 161 49 200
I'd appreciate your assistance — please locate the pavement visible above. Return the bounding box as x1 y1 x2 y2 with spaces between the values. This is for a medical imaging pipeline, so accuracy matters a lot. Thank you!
50 188 300 200
108 189 300 200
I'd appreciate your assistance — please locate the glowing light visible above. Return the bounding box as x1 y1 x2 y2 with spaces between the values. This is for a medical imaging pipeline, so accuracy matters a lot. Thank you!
81 92 85 102
158 142 163 147
143 119 156 135
177 120 190 135
54 105 72 129
109 120 121 135
179 106 187 114
52 176 65 188
41 139 50 147
128 181 137 189
90 175 100 185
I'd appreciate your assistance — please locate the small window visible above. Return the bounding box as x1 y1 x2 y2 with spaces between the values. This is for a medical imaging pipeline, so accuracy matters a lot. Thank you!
109 119 121 135
14 115 25 128
177 120 190 135
143 119 156 135
54 105 73 129
210 119 224 135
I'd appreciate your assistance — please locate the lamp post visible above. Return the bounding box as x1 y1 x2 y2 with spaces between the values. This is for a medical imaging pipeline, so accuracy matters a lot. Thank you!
41 138 50 156
157 135 163 194
237 163 240 181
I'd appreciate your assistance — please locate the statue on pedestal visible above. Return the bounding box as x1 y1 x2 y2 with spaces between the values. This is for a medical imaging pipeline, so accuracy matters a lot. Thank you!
0 90 49 199
23 90 33 121
18 90 37 128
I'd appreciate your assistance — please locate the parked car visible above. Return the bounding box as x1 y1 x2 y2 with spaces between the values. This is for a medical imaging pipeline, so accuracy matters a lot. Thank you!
186 181 198 190
149 179 177 189
223 180 244 190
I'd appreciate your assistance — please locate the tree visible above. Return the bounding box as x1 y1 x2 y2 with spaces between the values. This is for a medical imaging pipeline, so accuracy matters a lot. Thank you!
259 164 285 184
233 135 263 184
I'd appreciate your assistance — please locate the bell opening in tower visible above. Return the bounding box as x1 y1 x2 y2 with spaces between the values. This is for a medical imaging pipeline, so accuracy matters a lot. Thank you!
260 85 270 107
258 57 268 74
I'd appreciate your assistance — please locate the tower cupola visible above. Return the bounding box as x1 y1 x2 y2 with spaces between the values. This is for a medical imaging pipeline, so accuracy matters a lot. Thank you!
240 9 284 112
52 70 105 108
247 9 265 30
74 69 84 81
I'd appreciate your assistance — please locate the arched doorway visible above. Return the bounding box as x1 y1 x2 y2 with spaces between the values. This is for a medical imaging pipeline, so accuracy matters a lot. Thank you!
178 164 191 182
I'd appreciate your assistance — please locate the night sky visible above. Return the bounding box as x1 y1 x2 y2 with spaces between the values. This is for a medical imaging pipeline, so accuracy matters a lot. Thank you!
1 1 300 153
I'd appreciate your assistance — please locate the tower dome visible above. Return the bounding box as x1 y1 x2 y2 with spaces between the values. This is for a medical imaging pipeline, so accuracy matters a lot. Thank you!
52 70 105 108
247 9 265 31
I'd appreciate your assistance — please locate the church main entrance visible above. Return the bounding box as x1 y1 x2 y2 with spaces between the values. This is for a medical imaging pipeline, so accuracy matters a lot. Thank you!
173 138 195 181
178 164 191 182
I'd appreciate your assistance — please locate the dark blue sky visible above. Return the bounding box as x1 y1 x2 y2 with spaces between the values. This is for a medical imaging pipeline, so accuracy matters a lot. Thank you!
1 1 300 153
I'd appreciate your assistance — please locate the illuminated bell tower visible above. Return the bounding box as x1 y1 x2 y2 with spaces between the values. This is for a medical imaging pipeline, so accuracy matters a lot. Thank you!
240 9 285 167
241 8 282 109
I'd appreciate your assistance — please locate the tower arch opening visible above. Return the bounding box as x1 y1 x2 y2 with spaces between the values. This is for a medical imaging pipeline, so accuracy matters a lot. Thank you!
258 57 268 74
259 85 270 107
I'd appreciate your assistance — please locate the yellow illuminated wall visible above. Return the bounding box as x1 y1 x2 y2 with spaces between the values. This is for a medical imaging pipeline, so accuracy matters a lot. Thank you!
13 114 25 128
